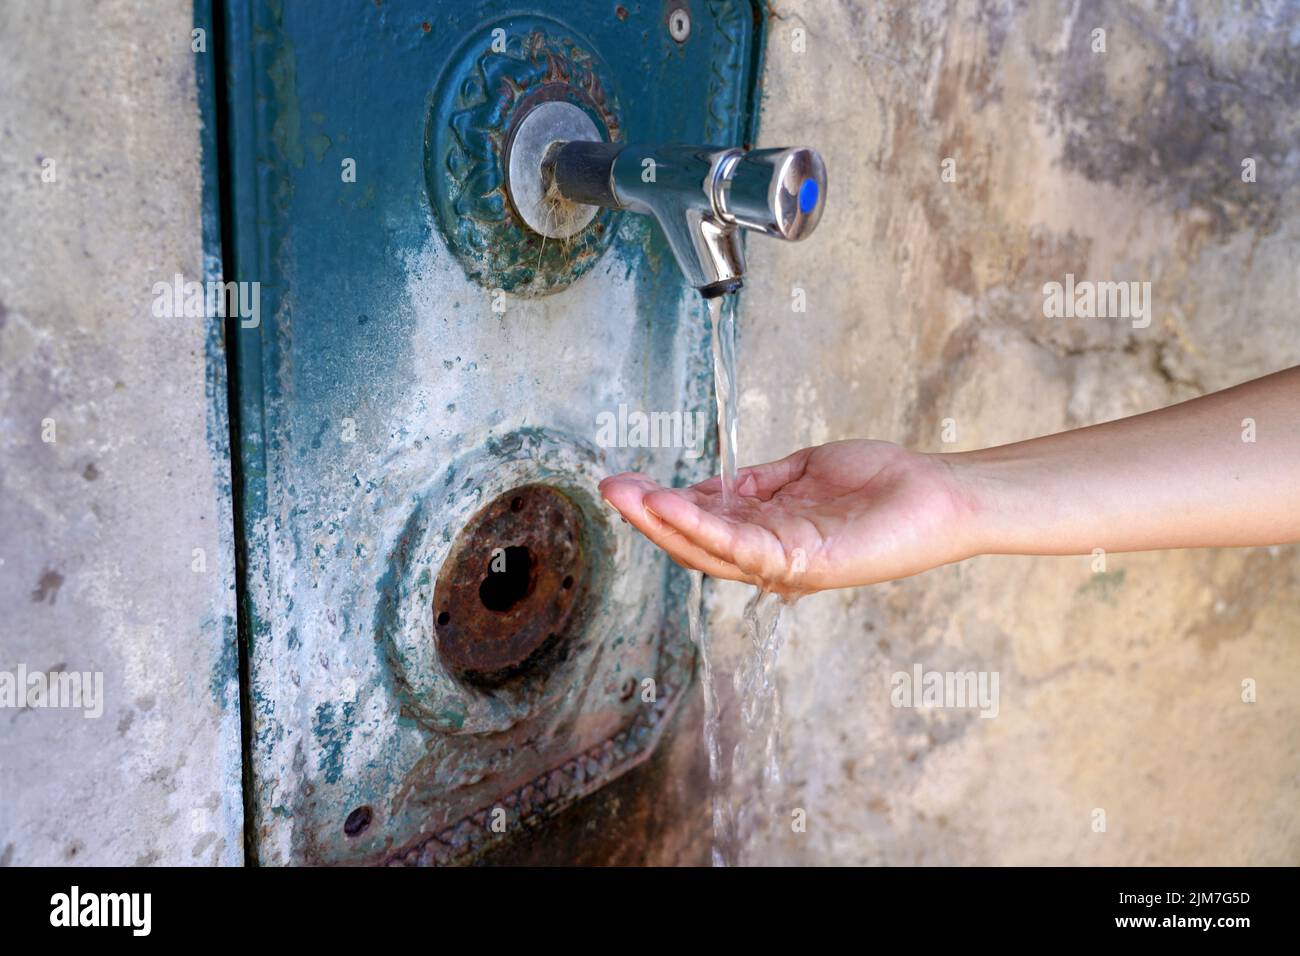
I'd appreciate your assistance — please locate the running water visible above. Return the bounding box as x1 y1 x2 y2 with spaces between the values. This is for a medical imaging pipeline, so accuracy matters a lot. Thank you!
708 294 740 505
687 569 731 864
687 295 789 866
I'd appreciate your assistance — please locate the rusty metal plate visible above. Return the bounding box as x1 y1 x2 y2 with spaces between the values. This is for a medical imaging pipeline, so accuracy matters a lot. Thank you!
220 0 762 865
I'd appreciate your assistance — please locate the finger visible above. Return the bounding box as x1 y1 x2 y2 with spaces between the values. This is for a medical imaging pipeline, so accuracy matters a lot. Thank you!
688 448 811 500
601 480 756 584
652 527 756 584
599 472 660 514
644 488 788 583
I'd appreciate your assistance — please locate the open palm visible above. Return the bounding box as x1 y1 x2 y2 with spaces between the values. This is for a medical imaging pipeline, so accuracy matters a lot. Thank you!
599 440 974 596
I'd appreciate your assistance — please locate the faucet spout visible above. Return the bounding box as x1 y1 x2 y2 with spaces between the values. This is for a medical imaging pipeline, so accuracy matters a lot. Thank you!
501 107 826 297
549 143 747 295
542 136 826 297
502 101 826 296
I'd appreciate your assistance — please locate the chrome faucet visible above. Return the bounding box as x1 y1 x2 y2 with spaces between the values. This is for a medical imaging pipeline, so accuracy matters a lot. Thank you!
504 102 827 297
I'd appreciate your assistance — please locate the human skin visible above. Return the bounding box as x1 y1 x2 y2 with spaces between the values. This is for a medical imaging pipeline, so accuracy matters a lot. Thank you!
599 366 1300 597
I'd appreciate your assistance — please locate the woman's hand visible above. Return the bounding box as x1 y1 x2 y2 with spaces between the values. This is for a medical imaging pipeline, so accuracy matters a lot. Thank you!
601 368 1300 594
599 440 978 596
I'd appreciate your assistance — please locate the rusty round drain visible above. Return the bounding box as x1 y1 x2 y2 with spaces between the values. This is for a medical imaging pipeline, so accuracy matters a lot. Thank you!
434 484 588 683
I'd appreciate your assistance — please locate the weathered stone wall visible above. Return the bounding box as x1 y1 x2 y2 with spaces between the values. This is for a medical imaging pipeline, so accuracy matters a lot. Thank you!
714 0 1300 864
0 1 243 865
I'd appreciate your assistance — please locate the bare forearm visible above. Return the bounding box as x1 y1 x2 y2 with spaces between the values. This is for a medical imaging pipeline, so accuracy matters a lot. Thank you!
947 367 1300 557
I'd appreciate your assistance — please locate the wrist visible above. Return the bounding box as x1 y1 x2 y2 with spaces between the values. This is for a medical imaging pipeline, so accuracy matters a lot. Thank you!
931 449 1019 560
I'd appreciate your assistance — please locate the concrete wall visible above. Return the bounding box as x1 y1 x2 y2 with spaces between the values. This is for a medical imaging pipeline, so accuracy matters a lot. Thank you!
0 0 243 865
716 0 1300 863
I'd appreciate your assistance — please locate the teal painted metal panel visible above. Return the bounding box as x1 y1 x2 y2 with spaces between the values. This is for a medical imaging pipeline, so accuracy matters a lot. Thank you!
217 0 762 864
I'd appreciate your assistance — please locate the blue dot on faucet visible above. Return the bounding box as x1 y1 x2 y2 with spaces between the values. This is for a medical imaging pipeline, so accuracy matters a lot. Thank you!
798 178 819 214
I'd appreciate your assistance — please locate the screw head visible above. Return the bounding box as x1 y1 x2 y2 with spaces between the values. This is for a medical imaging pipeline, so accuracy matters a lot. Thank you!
668 8 691 43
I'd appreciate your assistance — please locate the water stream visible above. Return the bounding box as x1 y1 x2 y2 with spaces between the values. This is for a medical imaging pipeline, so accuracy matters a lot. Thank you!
708 294 740 505
687 295 788 866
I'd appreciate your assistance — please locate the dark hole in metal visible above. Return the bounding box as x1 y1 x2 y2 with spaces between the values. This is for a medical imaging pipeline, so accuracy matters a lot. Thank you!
511 496 524 512
479 545 534 612
344 805 373 837
437 610 450 626
562 575 574 590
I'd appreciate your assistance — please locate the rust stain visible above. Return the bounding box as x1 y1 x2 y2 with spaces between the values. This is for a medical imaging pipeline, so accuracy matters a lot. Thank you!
433 484 589 683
